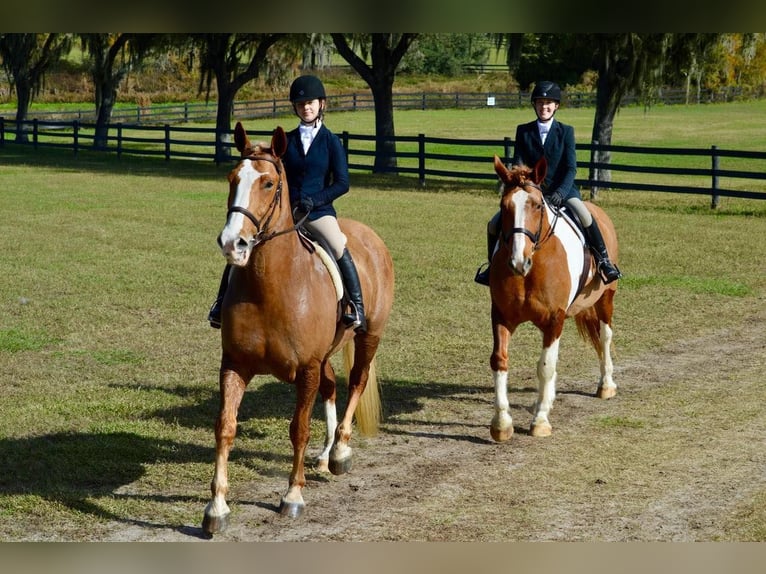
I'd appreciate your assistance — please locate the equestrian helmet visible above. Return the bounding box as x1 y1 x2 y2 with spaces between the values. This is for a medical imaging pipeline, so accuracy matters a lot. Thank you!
289 75 327 103
531 81 561 103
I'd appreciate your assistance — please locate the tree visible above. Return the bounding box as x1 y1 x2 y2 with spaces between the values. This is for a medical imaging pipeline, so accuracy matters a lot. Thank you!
80 33 157 149
331 33 418 173
0 33 71 142
195 33 285 162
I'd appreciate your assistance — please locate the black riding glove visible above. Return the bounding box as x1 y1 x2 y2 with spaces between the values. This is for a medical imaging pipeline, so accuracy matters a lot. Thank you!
298 197 314 213
546 190 565 208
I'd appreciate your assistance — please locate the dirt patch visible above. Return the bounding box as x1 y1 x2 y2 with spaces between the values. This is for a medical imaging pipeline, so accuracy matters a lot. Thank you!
102 307 766 542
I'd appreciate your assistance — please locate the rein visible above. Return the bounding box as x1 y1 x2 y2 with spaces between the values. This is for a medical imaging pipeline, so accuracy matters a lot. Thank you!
500 182 559 253
225 154 308 248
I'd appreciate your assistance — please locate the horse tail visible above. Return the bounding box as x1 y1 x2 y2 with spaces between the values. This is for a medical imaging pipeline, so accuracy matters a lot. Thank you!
343 340 382 437
574 308 604 360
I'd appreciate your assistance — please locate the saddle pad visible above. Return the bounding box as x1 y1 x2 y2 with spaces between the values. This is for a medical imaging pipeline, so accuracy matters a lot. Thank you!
312 241 344 301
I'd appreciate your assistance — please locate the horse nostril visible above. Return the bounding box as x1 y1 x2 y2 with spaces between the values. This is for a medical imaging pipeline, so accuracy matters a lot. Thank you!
236 237 249 250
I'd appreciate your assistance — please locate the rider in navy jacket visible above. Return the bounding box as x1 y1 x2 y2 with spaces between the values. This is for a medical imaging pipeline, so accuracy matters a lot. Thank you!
475 80 622 286
207 75 367 333
283 123 349 222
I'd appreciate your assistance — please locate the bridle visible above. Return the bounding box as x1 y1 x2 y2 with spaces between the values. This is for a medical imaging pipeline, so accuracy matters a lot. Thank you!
499 182 559 254
223 154 308 249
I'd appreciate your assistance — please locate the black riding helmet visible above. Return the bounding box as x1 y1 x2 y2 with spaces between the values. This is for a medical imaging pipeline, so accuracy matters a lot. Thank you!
531 80 561 103
289 74 327 103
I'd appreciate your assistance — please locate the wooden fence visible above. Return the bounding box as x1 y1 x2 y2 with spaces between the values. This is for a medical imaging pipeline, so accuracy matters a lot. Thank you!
1 117 765 208
5 87 760 126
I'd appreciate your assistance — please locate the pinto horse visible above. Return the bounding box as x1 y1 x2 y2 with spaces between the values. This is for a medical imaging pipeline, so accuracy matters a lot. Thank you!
488 155 619 442
202 123 394 534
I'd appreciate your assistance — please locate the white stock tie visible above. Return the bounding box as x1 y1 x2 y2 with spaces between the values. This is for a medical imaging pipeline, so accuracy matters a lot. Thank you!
299 125 314 154
539 125 549 144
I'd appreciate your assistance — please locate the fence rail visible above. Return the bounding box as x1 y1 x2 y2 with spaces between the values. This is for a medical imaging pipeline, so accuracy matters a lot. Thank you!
2 87 761 126
1 117 765 208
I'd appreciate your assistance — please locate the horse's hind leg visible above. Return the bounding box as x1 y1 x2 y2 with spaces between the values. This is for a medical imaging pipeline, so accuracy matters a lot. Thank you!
595 289 617 399
315 360 338 473
329 333 380 475
202 367 247 536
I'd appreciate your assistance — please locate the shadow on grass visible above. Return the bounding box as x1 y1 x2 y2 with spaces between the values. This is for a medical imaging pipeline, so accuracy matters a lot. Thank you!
0 431 215 536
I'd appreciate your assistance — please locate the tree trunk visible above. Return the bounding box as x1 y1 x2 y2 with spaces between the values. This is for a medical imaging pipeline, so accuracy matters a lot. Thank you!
590 67 622 199
14 80 31 143
215 83 234 164
370 77 397 173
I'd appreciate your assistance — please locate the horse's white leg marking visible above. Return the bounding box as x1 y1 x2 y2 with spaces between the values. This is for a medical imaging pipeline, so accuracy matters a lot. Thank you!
532 338 560 434
204 449 232 524
598 321 617 395
316 399 337 471
491 370 513 437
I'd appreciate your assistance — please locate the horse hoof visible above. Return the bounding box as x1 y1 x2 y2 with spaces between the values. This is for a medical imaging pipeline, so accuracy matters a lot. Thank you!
530 422 552 437
490 425 514 442
329 455 352 475
279 499 305 518
202 511 229 535
597 386 617 399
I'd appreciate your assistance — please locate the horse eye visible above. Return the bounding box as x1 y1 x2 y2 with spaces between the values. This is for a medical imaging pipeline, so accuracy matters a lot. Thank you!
263 180 274 189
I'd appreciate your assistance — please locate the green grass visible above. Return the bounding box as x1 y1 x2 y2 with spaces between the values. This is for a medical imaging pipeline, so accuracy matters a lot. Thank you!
1 102 765 540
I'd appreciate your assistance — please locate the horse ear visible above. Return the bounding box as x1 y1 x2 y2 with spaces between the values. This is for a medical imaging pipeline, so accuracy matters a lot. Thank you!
271 126 288 159
532 157 548 185
234 122 249 154
493 155 509 181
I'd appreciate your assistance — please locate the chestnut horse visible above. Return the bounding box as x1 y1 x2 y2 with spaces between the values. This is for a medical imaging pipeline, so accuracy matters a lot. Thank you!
488 155 619 442
202 123 394 535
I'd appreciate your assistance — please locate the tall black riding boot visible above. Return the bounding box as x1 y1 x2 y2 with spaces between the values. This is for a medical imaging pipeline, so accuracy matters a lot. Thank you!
474 230 499 286
584 221 622 284
336 248 367 333
207 264 231 329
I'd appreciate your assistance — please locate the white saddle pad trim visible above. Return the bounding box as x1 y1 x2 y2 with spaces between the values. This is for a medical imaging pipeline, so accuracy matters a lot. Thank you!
313 241 344 301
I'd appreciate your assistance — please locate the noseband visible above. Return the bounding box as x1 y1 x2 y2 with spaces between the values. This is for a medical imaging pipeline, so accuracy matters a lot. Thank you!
499 182 558 253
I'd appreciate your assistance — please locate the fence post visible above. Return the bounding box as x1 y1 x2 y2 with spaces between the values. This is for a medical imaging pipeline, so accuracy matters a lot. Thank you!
0 117 4 148
165 124 171 160
73 120 79 156
184 103 189 123
33 118 39 149
503 136 512 164
589 139 599 200
422 93 426 111
711 145 720 209
418 133 426 187
341 131 350 163
117 124 123 158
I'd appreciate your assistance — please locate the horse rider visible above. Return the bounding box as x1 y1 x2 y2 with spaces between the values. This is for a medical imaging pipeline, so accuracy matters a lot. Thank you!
207 74 366 333
475 80 622 286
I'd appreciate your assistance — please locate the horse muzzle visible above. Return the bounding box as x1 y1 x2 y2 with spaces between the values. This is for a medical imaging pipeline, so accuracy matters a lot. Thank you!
508 253 533 277
218 233 252 267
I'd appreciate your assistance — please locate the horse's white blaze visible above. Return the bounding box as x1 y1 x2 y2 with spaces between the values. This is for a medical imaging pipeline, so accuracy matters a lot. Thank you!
219 160 266 254
533 338 560 426
510 190 530 271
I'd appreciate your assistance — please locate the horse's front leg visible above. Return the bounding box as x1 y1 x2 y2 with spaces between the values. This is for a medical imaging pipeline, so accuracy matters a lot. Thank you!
315 360 338 473
202 367 247 535
530 315 565 436
490 315 514 442
280 361 321 518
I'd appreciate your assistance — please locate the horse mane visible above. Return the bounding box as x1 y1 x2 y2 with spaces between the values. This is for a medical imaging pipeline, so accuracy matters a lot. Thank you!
500 164 535 197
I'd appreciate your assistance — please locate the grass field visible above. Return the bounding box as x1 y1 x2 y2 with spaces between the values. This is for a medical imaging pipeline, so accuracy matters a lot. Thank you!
1 102 765 541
